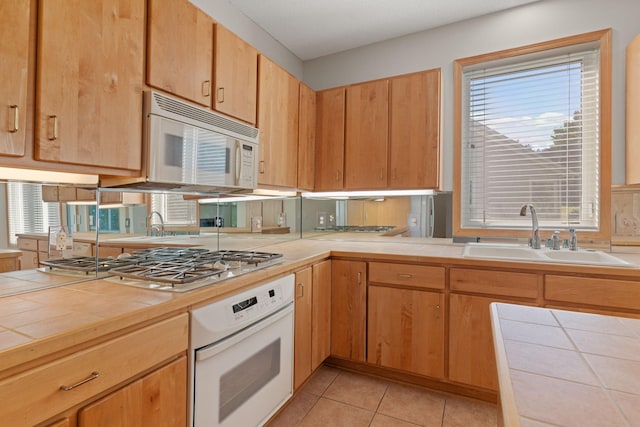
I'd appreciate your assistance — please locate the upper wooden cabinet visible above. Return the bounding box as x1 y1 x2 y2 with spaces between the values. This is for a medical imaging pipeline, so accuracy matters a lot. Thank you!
315 69 441 191
626 34 640 184
297 83 316 191
35 0 144 170
345 79 389 190
0 0 30 157
389 69 441 189
315 87 345 191
214 25 258 124
257 55 299 188
147 0 213 107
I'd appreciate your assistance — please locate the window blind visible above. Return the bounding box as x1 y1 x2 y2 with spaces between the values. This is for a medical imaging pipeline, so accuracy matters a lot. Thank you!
150 193 197 226
461 48 600 230
7 183 61 246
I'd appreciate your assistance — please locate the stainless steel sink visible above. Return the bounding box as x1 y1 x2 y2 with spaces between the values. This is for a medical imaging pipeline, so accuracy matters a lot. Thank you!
463 243 635 267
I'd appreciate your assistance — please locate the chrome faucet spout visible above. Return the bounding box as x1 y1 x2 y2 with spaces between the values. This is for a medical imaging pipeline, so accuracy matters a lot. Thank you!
147 210 165 237
520 204 541 249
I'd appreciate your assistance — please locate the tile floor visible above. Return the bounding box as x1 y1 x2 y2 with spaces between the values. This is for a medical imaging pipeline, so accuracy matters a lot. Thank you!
269 366 498 427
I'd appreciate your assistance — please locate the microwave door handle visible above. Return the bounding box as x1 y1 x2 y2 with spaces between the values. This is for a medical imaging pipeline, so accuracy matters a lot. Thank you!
235 140 242 185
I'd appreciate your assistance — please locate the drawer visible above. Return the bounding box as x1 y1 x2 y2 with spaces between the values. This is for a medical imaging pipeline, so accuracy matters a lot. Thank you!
17 238 38 251
450 268 539 299
545 275 640 311
0 313 188 426
73 242 93 256
369 262 445 290
38 238 50 252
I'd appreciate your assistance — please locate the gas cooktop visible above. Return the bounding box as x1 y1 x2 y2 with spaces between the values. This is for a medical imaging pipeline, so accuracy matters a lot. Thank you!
107 248 284 292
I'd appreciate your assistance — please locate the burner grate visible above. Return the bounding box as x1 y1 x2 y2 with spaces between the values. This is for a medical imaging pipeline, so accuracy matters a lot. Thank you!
40 256 139 273
216 250 284 265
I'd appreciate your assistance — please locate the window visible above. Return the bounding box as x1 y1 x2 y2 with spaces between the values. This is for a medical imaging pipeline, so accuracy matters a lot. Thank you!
7 183 61 246
454 29 611 240
150 193 198 226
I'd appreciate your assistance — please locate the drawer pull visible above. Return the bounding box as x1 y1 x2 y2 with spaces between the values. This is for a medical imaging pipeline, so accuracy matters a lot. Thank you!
398 274 413 278
9 105 19 133
60 371 100 391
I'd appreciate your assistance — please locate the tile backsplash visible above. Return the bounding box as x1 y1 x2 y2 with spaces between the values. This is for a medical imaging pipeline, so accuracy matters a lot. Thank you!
612 186 640 242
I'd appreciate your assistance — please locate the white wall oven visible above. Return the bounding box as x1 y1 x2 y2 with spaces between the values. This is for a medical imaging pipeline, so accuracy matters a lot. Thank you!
189 274 294 426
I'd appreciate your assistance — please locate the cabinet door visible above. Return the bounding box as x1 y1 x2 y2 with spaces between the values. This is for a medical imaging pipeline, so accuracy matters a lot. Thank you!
449 294 518 391
35 0 144 170
345 80 388 189
0 0 30 157
147 0 213 106
311 259 331 370
294 267 313 390
257 55 299 188
315 87 345 191
389 69 441 189
368 286 444 378
330 260 366 362
627 35 640 184
214 24 258 124
297 83 316 191
78 356 187 427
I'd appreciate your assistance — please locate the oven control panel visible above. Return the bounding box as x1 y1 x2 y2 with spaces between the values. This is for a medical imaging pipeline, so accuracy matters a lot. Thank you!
229 285 283 322
190 274 294 347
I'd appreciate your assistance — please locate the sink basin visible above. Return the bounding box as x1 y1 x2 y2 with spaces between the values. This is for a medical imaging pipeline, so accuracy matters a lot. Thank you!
462 243 547 262
541 249 634 267
463 243 635 267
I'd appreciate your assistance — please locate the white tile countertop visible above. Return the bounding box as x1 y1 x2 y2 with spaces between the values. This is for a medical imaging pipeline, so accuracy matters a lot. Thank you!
490 303 640 427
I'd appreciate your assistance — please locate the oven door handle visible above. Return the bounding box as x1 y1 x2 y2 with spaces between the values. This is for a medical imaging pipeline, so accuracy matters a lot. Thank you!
195 302 293 362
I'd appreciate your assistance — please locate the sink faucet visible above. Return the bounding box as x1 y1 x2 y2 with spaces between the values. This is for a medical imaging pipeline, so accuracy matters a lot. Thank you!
520 204 541 249
147 210 165 237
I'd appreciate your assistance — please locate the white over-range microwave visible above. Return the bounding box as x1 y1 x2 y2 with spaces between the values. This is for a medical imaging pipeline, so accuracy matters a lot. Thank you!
101 90 259 193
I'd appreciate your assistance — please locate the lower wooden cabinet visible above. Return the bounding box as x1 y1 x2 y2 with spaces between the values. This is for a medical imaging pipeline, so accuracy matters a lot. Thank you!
78 356 187 427
1 314 188 426
368 285 445 378
330 259 366 362
448 294 522 391
294 260 332 390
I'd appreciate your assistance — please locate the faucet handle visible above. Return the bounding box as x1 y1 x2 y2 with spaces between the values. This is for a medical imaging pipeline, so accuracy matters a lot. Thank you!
569 228 578 251
551 230 561 250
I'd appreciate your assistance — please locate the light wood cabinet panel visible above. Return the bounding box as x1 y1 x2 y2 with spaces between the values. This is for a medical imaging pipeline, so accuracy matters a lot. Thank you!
330 260 366 362
0 257 19 273
214 24 257 124
36 0 144 170
0 314 188 426
449 268 539 299
389 69 441 189
257 55 299 188
369 262 445 290
345 80 388 189
368 286 445 378
315 87 345 191
545 275 640 311
626 34 640 184
294 267 313 390
0 0 30 157
147 0 213 106
311 259 331 370
78 356 187 427
46 418 71 427
297 83 316 191
449 294 517 391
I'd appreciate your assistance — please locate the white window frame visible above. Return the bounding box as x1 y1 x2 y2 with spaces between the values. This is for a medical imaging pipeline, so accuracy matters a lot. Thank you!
453 29 612 242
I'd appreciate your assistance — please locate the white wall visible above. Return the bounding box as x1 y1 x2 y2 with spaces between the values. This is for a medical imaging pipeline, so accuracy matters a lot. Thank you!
303 0 640 190
189 0 303 79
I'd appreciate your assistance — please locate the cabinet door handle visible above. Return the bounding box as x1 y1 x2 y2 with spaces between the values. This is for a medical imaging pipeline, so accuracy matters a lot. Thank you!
48 115 58 141
398 274 413 278
9 105 19 133
60 371 100 391
297 282 304 298
217 87 225 103
336 170 340 181
380 168 384 180
202 80 211 97
357 271 362 284
259 160 265 174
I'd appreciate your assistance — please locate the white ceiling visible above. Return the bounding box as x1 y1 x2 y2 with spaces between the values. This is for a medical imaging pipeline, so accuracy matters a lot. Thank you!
227 0 541 61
